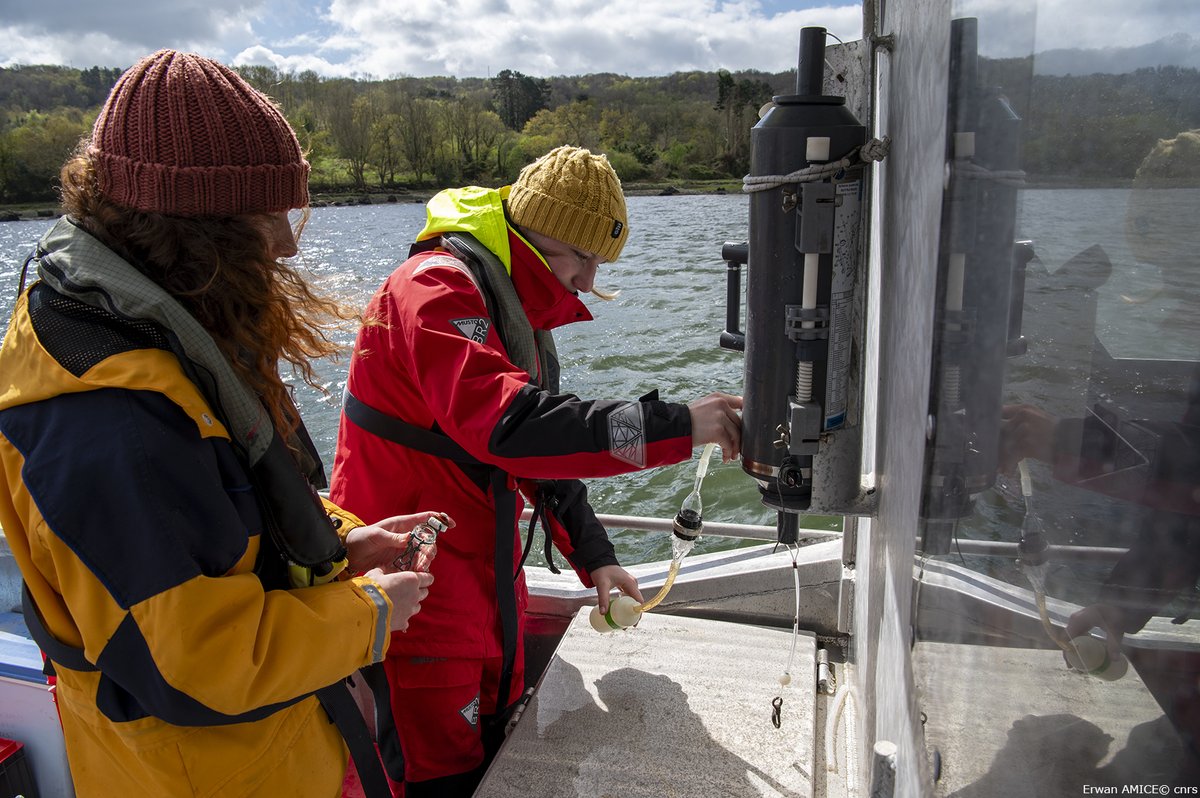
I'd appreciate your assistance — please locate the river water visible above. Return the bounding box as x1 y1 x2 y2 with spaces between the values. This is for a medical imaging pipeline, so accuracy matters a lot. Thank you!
0 195 772 565
2 189 1195 564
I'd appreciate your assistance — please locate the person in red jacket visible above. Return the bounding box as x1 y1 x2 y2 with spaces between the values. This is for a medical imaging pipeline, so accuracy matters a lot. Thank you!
329 145 742 796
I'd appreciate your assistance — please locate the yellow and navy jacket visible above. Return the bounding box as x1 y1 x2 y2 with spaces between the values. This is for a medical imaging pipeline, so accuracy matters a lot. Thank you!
0 269 393 796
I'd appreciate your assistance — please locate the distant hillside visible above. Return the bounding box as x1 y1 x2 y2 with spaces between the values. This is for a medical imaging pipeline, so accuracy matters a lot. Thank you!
979 56 1200 181
1034 33 1200 76
0 63 789 204
2 54 1199 205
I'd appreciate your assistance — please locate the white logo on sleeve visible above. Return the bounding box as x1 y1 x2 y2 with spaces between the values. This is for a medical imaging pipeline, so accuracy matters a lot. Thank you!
459 695 480 728
451 317 490 343
608 402 646 468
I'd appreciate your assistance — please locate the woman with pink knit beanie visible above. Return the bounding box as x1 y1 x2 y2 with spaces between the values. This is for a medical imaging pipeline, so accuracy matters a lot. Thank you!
0 50 440 797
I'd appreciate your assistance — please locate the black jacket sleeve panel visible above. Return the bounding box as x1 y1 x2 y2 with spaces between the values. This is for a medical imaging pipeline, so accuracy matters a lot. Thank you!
489 382 692 468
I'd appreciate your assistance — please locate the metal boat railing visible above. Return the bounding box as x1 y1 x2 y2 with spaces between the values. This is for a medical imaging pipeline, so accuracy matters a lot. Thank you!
520 509 1129 565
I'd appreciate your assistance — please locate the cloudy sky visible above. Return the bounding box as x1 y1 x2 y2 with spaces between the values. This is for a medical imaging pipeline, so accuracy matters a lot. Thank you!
1 1 1196 78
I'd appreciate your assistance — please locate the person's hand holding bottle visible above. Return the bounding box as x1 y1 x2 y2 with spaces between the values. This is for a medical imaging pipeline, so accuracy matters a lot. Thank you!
348 511 455 632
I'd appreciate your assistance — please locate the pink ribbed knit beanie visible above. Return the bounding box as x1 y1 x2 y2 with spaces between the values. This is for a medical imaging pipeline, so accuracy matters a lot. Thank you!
88 50 309 217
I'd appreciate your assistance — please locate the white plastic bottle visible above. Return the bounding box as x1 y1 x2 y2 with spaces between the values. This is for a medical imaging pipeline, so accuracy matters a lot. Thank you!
1064 635 1129 681
589 595 643 633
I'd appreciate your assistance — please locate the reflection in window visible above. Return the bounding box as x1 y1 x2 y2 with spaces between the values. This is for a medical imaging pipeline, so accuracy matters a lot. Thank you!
914 1 1200 792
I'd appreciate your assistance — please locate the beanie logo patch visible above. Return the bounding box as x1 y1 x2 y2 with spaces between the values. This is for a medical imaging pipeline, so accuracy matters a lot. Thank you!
451 317 491 344
610 220 624 239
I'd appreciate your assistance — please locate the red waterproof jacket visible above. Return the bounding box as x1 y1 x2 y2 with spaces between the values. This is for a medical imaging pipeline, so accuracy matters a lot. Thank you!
329 186 693 662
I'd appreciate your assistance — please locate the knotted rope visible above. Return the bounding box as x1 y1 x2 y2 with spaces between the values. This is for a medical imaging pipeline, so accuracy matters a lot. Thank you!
742 136 891 193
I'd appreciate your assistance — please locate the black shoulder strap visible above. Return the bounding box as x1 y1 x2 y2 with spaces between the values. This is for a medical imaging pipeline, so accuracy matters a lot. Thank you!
359 660 406 782
341 389 524 713
21 582 96 675
490 470 519 713
343 390 478 463
316 678 396 797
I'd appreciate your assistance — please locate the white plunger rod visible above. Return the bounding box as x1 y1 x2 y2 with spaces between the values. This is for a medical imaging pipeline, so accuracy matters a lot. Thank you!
802 253 819 329
800 134 827 333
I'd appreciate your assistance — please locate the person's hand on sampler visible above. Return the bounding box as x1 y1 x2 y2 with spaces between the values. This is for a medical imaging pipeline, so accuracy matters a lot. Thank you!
688 391 744 462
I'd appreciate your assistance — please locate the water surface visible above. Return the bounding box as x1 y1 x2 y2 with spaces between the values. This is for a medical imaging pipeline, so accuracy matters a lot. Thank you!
5 189 1186 564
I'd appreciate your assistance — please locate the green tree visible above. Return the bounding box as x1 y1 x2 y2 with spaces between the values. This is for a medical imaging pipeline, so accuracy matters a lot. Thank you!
714 70 774 176
235 64 281 96
394 93 440 184
493 129 524 182
604 149 649 182
371 113 404 187
323 82 376 189
599 108 655 166
0 109 89 202
491 69 550 130
3 58 1199 201
521 100 601 156
443 96 504 180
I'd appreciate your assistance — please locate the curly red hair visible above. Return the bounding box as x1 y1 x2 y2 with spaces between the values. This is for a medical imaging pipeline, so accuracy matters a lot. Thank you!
58 151 352 440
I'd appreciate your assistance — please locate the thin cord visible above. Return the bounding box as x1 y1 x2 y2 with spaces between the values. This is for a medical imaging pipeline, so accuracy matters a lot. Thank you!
782 543 802 676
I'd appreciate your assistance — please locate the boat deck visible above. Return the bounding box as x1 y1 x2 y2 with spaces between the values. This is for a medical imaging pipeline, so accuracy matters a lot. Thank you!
915 640 1195 794
479 609 821 798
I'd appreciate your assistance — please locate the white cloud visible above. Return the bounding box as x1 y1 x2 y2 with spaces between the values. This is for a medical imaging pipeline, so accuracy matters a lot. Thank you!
1 0 1196 78
0 0 262 69
1033 0 1198 56
232 44 355 78
319 0 863 77
0 0 864 77
956 0 1200 59
1 0 253 40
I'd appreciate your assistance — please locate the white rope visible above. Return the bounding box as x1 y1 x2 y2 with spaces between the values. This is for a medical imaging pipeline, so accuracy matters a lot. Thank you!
742 136 891 193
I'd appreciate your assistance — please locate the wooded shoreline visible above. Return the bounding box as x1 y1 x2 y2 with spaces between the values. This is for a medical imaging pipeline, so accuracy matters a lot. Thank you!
0 176 1145 223
2 59 1197 211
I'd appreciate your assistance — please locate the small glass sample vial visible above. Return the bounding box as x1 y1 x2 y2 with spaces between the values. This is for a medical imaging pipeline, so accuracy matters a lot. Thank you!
393 514 449 572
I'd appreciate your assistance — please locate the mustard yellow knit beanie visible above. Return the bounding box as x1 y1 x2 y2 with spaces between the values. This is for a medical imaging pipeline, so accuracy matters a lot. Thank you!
507 146 629 262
